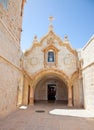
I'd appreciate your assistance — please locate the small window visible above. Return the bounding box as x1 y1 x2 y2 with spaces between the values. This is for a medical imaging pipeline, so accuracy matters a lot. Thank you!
0 0 8 9
48 51 54 62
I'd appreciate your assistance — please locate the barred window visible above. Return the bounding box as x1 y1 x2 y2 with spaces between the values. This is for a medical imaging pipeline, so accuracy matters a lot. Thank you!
48 51 54 62
0 0 9 9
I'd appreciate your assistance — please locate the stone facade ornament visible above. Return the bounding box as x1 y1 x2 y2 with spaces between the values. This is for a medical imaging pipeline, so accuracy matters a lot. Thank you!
48 16 54 31
47 37 54 44
31 57 38 65
33 35 38 43
64 35 69 43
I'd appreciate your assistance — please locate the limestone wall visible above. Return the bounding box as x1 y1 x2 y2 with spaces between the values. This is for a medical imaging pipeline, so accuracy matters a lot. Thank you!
0 0 23 41
81 36 94 68
35 82 47 100
56 81 68 101
24 46 44 75
57 46 77 76
73 78 83 107
0 0 24 117
82 66 94 110
0 59 22 117
81 36 94 110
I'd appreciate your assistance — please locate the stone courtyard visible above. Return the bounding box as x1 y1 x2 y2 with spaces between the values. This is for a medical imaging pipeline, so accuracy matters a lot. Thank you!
0 102 94 130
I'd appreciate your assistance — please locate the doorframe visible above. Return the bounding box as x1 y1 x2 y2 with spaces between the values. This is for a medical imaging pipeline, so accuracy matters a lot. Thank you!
47 83 57 101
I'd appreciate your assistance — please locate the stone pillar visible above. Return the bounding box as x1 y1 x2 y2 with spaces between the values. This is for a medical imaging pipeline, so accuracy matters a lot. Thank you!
22 77 28 105
17 75 24 106
29 86 34 105
68 85 73 107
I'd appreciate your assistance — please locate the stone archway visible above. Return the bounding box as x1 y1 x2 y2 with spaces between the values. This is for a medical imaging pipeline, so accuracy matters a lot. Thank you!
30 69 73 106
34 75 68 104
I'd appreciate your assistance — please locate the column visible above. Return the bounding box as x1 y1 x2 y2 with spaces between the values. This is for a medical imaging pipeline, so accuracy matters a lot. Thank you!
29 86 34 105
68 85 73 107
17 75 24 106
22 77 28 105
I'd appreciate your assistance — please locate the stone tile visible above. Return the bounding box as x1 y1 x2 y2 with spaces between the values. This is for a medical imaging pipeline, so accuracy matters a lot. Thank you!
0 103 94 130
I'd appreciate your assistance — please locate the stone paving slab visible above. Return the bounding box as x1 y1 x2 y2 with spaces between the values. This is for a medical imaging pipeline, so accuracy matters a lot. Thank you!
0 102 94 130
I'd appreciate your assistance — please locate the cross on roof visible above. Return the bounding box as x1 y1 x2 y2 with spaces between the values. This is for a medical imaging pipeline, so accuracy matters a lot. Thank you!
48 16 54 24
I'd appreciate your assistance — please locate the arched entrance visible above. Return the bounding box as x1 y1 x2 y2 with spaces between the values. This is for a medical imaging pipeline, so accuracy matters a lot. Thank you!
34 75 68 104
30 69 73 106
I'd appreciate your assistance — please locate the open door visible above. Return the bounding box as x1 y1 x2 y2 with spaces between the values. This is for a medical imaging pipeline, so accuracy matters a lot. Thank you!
48 84 56 101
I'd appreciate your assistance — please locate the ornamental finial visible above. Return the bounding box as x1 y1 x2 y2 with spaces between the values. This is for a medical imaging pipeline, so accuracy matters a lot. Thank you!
48 16 54 31
48 16 54 25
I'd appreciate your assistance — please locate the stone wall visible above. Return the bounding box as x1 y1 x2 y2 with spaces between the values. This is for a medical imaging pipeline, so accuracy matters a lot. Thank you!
24 46 44 75
81 36 94 110
0 0 23 41
0 0 24 117
73 78 83 107
0 59 22 117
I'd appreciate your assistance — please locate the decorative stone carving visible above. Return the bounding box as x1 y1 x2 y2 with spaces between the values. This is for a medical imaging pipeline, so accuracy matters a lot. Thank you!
47 37 54 45
33 35 38 43
43 44 59 68
63 54 75 68
31 57 38 65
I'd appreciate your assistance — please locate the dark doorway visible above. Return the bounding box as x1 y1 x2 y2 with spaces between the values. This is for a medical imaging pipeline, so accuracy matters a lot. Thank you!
48 84 56 101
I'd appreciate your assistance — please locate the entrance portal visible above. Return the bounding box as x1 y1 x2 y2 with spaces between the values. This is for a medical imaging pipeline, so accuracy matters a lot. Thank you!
48 84 56 101
34 75 68 105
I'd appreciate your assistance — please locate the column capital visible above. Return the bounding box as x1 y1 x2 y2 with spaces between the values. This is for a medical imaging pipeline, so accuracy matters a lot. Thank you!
67 81 72 88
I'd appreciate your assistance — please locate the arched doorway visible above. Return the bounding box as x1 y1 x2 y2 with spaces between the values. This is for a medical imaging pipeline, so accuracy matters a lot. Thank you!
32 68 72 106
34 75 68 105
30 69 73 106
19 70 82 107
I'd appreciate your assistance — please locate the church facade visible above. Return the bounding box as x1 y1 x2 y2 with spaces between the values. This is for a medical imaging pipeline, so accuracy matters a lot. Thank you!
22 25 83 108
0 0 94 118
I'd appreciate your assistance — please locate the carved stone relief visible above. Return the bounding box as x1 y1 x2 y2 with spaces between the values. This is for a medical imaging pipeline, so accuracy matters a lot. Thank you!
63 54 75 68
30 57 38 65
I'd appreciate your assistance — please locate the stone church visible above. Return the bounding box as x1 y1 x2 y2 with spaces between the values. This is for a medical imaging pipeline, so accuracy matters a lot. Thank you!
22 23 83 108
0 0 94 118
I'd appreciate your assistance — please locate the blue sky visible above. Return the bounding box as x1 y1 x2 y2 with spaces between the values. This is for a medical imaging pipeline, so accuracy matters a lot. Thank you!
21 0 94 51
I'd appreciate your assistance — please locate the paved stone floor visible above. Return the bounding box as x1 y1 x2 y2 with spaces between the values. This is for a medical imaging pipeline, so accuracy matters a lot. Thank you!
0 101 94 130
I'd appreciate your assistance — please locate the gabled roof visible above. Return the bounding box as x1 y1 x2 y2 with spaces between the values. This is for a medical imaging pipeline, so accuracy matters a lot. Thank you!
40 30 63 46
24 30 77 56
